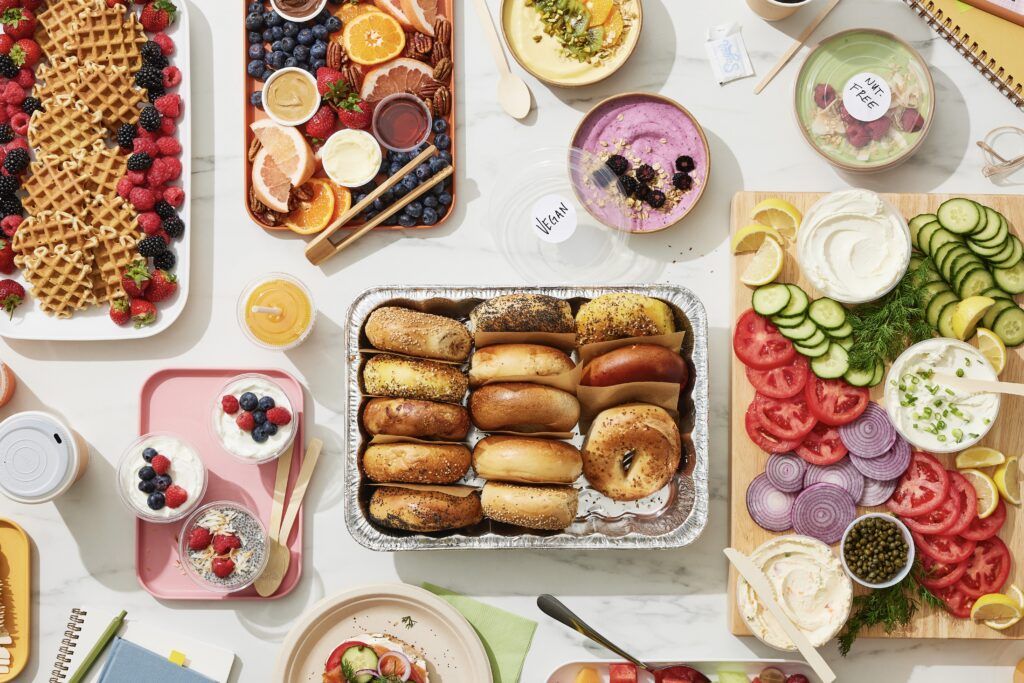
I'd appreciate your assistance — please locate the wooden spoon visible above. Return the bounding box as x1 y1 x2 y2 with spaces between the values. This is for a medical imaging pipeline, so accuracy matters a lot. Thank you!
470 0 532 119
253 438 294 597
934 374 1024 398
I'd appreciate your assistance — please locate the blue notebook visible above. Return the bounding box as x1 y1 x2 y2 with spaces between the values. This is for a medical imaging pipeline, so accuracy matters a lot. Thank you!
97 639 216 683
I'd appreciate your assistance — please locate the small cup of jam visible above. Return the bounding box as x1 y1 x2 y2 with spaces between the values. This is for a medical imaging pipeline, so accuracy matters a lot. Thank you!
372 92 433 153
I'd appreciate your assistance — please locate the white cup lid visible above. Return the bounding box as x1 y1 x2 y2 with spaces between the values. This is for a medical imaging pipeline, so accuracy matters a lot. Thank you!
0 411 76 502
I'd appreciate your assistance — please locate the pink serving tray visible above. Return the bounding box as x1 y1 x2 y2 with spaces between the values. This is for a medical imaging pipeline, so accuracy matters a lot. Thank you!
136 367 305 600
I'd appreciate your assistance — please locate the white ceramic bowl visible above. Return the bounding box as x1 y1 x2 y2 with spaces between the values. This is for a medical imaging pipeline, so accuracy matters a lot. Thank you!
261 67 320 127
319 129 382 188
840 513 915 589
269 0 328 24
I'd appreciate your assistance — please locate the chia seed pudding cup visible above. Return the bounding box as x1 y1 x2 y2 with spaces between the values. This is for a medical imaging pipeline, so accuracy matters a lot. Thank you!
178 500 269 594
116 432 207 524
211 373 297 465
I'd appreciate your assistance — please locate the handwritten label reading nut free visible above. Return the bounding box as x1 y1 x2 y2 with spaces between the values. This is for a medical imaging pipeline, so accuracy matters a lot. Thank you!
843 72 892 123
531 194 577 244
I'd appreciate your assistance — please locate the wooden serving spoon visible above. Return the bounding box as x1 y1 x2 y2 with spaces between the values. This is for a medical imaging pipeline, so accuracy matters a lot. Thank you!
935 373 1024 398
470 0 532 119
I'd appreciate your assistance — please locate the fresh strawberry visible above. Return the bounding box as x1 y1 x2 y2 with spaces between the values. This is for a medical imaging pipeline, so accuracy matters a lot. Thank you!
187 526 211 551
0 35 13 56
235 411 255 432
164 484 188 508
304 104 336 141
211 556 235 578
221 395 239 414
10 39 40 68
120 258 151 297
161 64 181 88
335 98 371 130
145 269 177 302
0 278 23 318
0 237 13 274
212 533 241 554
150 454 171 475
139 0 175 33
109 297 131 325
130 297 156 327
14 67 33 88
265 407 292 426
0 9 36 40
1 214 21 237
153 93 180 118
153 32 175 56
315 66 346 96
138 211 161 234
21 0 41 9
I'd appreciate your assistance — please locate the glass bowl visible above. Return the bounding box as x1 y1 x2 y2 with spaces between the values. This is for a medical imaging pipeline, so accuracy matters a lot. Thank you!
178 500 270 594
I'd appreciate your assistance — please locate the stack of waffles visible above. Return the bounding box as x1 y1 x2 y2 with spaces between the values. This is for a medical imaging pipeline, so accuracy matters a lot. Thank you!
15 0 148 317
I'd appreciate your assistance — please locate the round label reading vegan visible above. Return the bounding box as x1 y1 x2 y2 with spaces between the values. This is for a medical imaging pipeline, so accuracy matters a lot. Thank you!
842 72 892 123
530 194 577 244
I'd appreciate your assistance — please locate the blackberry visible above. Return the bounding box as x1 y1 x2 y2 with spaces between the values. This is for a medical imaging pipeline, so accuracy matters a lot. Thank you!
636 164 656 184
153 250 176 271
3 148 29 175
0 195 21 217
162 216 184 239
0 55 17 79
0 124 13 145
139 106 162 132
154 200 176 220
605 154 629 176
646 189 666 209
617 175 640 198
127 152 153 171
675 155 695 173
134 66 164 91
137 235 167 258
0 175 19 196
672 172 692 192
146 85 166 102
116 123 138 150
21 97 43 115
140 41 169 69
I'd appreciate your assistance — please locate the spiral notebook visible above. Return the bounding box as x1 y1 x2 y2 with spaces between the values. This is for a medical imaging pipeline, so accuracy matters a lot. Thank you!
902 0 1024 108
49 607 234 683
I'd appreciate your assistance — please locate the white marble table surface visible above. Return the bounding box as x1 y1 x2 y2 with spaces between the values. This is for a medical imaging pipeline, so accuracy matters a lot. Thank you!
3 0 1024 680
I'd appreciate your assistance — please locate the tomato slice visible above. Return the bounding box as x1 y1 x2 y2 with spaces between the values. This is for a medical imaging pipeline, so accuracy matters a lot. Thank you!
886 451 950 517
956 536 1011 598
610 663 639 683
794 422 848 466
733 309 795 371
913 532 976 565
803 377 869 426
901 484 961 536
961 499 1006 541
744 403 802 453
745 355 809 399
918 554 969 591
751 392 818 441
935 583 976 619
942 471 979 537
324 641 368 672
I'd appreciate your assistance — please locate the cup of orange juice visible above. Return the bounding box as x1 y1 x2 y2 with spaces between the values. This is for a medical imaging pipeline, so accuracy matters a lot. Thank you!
237 273 316 350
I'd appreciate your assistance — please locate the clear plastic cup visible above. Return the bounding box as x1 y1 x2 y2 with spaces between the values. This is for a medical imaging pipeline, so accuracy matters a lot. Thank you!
178 500 270 594
211 373 298 465
116 432 207 524
237 272 317 351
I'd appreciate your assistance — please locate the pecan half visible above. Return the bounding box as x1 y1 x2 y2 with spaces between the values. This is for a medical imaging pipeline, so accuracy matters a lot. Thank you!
417 79 441 99
293 183 314 202
432 86 450 117
248 185 265 214
327 40 348 69
412 32 433 56
433 16 452 46
433 57 452 83
431 41 449 66
341 64 363 90
247 136 262 162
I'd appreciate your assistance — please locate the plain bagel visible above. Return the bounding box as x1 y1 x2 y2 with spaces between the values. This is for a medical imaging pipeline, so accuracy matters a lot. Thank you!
480 481 578 531
581 344 688 387
469 383 580 433
472 435 582 484
469 344 575 387
369 486 483 532
362 442 471 484
581 403 681 501
362 397 470 440
364 306 472 362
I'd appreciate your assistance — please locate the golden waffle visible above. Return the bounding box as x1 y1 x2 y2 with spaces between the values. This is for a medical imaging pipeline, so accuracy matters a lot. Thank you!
33 56 82 101
82 194 137 240
36 0 95 57
21 153 91 216
88 224 135 303
11 210 94 255
67 5 146 71
71 143 124 198
28 96 106 155
15 243 96 318
75 61 144 130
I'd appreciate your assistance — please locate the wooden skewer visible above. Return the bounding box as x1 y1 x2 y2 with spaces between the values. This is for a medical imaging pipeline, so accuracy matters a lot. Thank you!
305 144 437 265
753 0 843 95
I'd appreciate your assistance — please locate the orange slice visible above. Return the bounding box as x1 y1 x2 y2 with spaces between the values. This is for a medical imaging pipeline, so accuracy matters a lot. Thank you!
343 11 407 66
360 57 435 102
334 2 383 22
284 178 337 235
602 6 624 47
328 182 353 224
586 0 614 26
400 0 437 35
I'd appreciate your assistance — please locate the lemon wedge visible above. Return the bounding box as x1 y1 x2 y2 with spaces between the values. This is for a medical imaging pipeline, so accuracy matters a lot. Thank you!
973 328 1007 375
994 456 1021 505
984 584 1024 630
750 198 802 241
740 237 784 287
956 446 1006 470
952 296 995 341
961 468 1000 518
731 223 784 253
971 592 1023 622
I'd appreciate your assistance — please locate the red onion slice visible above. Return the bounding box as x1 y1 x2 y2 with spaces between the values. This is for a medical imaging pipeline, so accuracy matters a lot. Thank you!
378 651 412 682
848 436 911 480
803 459 865 502
746 473 796 532
792 483 857 544
839 402 896 459
858 476 899 507
765 453 807 493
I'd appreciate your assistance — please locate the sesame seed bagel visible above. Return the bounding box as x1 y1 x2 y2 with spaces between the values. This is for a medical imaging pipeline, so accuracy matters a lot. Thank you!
362 354 468 404
575 293 676 345
364 306 472 362
369 486 483 532
362 398 471 441
362 443 471 484
480 481 578 531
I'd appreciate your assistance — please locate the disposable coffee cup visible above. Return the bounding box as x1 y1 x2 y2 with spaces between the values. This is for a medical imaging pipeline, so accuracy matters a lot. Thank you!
747 0 811 21
0 411 88 503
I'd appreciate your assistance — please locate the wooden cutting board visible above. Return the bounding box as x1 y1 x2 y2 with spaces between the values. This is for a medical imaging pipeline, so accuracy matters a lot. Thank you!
728 191 1024 641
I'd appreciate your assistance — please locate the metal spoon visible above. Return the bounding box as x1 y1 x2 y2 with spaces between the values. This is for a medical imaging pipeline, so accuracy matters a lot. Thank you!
470 0 532 119
536 595 652 671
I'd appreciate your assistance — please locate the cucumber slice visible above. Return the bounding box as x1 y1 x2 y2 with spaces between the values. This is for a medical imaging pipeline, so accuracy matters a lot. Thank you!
993 306 1024 347
927 228 962 256
868 360 886 387
967 237 1009 258
988 235 1023 269
993 261 1024 295
779 284 810 316
798 328 827 348
937 198 982 234
981 286 1013 301
920 280 951 306
834 336 854 350
795 338 830 358
971 207 1003 242
828 321 853 339
937 300 958 339
810 343 850 379
752 284 791 316
973 217 1009 249
843 363 876 387
917 221 942 255
947 252 984 284
985 236 1017 267
771 313 807 328
956 267 995 299
341 647 380 683
969 201 989 234
807 298 846 330
777 317 818 341
909 214 937 249
933 242 966 278
926 291 959 329
983 298 1016 329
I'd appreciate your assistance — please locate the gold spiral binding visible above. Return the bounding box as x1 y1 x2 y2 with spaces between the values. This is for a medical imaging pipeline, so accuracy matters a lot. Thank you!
903 0 1024 108
49 608 86 683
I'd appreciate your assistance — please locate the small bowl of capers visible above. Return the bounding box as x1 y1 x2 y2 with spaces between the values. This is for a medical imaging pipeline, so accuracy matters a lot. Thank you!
840 513 915 589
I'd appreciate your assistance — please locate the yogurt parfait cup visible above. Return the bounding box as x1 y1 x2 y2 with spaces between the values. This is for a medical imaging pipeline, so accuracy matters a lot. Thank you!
178 500 270 594
212 373 297 465
116 432 207 524
840 513 914 590
0 411 88 504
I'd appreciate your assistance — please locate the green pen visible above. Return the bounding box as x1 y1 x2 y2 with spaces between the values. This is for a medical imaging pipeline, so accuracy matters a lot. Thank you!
67 610 127 683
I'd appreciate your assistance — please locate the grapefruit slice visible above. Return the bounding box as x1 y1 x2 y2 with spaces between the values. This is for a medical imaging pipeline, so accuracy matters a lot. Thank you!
372 0 413 29
399 0 437 35
252 147 292 213
360 57 436 102
250 119 315 187
334 2 383 22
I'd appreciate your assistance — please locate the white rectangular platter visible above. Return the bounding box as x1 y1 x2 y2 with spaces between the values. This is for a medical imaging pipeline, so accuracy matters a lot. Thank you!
546 659 818 682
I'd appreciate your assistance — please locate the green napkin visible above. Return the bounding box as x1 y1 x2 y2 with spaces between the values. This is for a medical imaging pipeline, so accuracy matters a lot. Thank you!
423 583 536 683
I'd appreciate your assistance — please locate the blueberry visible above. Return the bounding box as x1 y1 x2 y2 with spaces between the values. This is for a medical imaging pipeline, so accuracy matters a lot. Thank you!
438 192 452 206
397 214 416 227
382 188 395 203
271 39 282 52
388 162 403 176
325 16 341 32
393 183 409 198
439 150 452 164
312 24 328 40
270 25 285 40
354 182 377 194
138 479 156 494
249 43 264 60
239 392 258 411
271 51 287 68
138 466 156 481
403 172 418 186
316 8 332 23
143 447 158 461
428 156 447 173
247 30 263 44
413 142 429 155
405 201 423 218
415 163 431 180
384 214 400 226
421 207 439 225
261 68 274 81
258 396 276 411
246 60 264 78
147 492 166 510
247 1 263 12
280 36 296 52
432 118 448 134
283 21 299 36
372 198 385 211
252 410 267 425
263 422 279 436
423 195 438 208
310 58 326 71
297 28 314 45
245 12 264 30
311 42 327 60
284 57 298 68
265 11 284 27
434 133 450 150
262 28 275 42
355 193 368 204
154 475 172 492
293 45 310 63
252 427 269 443
403 178 419 193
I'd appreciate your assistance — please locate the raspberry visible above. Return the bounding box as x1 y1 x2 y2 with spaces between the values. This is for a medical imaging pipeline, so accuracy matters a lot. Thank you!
137 127 159 142
14 68 32 88
155 229 171 245
0 109 9 125
235 411 255 431
8 112 25 135
132 136 158 157
212 534 241 554
221 395 239 414
265 407 292 426
162 65 181 89
125 170 146 185
138 212 161 234
1 82 23 105
160 157 181 180
150 454 170 475
164 485 188 509
3 104 17 120
4 137 26 152
187 526 211 551
1 214 21 237
211 557 235 579
154 93 181 118
153 32 175 56
116 177 134 199
146 161 172 186
163 186 184 206
159 117 176 136
155 136 181 156
129 186 156 211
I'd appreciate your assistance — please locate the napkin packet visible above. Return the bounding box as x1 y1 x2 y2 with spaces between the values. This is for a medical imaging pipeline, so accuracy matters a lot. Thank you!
706 23 755 85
